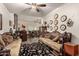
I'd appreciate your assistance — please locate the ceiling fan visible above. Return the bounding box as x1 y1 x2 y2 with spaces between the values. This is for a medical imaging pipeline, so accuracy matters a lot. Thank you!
25 3 46 12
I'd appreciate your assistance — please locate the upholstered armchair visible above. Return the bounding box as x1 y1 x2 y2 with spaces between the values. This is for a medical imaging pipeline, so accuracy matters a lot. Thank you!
59 32 72 55
0 49 10 56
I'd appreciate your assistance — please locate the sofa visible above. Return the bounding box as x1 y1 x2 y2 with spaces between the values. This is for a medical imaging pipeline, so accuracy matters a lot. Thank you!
0 32 22 56
39 31 72 56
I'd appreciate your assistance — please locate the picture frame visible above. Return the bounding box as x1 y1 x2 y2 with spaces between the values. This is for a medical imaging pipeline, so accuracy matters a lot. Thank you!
60 24 66 31
0 14 2 30
61 15 67 22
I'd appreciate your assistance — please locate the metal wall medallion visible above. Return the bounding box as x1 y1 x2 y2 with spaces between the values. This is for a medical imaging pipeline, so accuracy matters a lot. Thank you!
61 15 67 22
49 20 53 25
54 13 58 19
67 19 74 27
60 24 66 31
54 26 58 31
54 20 58 25
49 26 53 31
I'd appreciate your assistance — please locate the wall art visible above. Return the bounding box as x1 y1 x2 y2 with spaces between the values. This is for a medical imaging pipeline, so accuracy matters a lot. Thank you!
54 13 58 19
54 26 58 31
61 15 67 22
49 20 53 25
54 20 58 25
67 19 74 27
60 24 66 31
49 26 53 31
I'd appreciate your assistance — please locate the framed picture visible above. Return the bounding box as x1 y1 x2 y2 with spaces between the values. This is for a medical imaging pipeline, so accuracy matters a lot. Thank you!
61 15 67 22
54 13 58 19
67 19 74 27
60 24 66 31
54 20 58 25
0 14 2 30
54 26 58 31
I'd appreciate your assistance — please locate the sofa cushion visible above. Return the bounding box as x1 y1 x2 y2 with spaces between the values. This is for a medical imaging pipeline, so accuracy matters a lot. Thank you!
0 35 5 47
39 38 62 52
2 35 13 45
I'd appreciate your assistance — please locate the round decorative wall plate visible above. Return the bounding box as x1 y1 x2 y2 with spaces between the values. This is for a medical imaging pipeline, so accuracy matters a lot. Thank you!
61 15 67 22
49 20 53 25
54 13 58 19
54 20 58 25
67 19 74 27
49 26 53 31
60 24 66 31
54 26 58 31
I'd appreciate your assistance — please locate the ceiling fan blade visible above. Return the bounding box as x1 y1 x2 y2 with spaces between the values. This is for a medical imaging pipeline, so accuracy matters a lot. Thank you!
25 3 32 5
37 4 46 7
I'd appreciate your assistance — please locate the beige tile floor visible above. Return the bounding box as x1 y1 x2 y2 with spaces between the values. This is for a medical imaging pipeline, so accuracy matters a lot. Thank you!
22 37 39 44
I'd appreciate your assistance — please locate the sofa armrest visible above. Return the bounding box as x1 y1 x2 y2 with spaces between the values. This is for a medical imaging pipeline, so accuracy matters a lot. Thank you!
0 49 10 56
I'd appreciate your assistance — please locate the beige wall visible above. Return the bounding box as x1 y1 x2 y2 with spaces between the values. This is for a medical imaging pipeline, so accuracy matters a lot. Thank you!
18 14 43 31
43 3 79 44
0 3 43 33
0 4 14 34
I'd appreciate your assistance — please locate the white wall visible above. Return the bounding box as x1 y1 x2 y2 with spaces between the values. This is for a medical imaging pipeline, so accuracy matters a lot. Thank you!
0 4 14 34
0 3 43 33
43 3 79 44
18 14 43 31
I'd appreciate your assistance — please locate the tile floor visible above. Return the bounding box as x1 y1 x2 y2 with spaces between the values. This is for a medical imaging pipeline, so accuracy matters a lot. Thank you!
22 37 39 44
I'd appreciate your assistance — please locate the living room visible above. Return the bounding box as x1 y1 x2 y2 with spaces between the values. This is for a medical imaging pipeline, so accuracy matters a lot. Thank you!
0 3 79 56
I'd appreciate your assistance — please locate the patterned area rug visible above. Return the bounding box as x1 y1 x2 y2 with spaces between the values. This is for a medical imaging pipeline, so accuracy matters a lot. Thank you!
19 42 54 56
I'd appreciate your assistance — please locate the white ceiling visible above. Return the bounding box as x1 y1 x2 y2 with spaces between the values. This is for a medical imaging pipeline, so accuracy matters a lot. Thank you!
4 3 64 17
